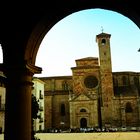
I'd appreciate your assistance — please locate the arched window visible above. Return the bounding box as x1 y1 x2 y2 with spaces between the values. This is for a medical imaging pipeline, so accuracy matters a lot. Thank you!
101 39 106 45
113 77 118 86
134 77 139 86
125 102 133 113
122 76 128 85
80 108 86 112
62 81 69 90
80 118 87 128
60 103 66 116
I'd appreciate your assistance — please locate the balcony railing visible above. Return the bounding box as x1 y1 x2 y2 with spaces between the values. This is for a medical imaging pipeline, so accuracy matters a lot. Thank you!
39 118 43 123
39 106 43 111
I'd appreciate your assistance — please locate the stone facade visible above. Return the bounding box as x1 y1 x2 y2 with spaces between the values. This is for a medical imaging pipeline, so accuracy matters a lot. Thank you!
32 78 45 131
39 33 140 130
42 76 72 129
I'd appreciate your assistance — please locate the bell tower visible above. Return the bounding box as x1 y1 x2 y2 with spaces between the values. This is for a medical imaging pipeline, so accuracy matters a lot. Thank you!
96 32 114 126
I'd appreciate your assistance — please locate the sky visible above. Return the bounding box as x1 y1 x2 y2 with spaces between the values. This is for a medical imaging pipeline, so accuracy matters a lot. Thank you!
1 9 140 77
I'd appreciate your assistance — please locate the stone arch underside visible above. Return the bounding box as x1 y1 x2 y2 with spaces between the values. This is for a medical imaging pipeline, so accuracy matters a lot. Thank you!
24 2 140 68
0 1 140 140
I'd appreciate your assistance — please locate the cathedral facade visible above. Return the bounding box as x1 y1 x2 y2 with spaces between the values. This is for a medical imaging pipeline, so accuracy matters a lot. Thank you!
39 33 140 130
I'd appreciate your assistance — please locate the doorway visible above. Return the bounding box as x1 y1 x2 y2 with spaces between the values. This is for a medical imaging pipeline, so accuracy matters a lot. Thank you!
80 118 87 128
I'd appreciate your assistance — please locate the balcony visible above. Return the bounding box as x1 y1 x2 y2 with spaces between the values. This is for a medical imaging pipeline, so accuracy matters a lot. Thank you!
39 118 43 123
39 106 43 111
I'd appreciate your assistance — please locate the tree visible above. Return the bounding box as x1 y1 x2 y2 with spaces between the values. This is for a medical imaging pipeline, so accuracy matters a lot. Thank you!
32 94 40 140
32 94 39 119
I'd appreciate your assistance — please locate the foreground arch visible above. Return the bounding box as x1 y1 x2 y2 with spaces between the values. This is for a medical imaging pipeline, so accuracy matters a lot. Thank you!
0 1 140 140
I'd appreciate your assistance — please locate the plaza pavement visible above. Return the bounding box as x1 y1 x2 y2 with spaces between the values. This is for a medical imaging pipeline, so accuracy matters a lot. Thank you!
0 132 140 140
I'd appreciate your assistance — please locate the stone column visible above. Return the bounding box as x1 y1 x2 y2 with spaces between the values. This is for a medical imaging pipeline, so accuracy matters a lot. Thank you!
137 96 140 126
3 62 41 140
120 106 126 126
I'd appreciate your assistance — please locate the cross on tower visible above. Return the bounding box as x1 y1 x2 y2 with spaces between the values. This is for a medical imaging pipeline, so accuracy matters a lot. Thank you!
101 26 104 33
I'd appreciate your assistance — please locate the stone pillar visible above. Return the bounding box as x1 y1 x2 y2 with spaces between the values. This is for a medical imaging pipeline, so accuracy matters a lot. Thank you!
137 96 140 126
120 96 126 127
3 62 41 140
120 107 126 126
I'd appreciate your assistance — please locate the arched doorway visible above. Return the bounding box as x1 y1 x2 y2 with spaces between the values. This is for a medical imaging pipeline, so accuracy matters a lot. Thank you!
80 118 87 128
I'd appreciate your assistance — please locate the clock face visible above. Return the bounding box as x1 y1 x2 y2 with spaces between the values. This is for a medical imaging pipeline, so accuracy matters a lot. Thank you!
84 75 98 89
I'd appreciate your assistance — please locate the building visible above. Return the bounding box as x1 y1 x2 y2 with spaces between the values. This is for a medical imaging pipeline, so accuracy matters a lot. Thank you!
1 2 140 139
38 32 140 130
0 71 6 133
32 77 45 132
0 75 45 133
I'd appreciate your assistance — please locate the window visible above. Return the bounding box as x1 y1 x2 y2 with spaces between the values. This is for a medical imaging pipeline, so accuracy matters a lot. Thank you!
60 104 65 116
101 39 106 45
113 77 118 86
122 76 128 85
84 75 98 88
134 77 139 86
125 102 133 113
62 81 69 90
39 125 42 130
80 108 86 112
39 90 41 94
39 90 43 99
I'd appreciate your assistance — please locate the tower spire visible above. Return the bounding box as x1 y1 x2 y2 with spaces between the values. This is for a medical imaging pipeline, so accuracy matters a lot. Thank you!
101 26 104 33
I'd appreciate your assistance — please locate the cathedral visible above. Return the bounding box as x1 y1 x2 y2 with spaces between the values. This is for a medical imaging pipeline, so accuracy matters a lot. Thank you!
39 32 140 130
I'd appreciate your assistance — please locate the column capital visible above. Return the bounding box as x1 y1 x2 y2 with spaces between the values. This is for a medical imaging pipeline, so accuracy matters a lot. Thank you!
1 60 42 76
1 61 42 87
25 60 42 75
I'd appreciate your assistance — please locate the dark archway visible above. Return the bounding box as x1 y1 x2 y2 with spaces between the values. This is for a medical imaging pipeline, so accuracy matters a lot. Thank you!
80 118 87 128
0 1 140 140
